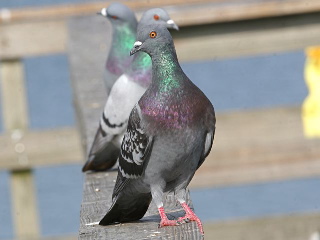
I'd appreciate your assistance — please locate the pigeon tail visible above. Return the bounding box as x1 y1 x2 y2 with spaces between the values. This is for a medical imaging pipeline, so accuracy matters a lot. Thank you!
99 190 152 225
82 142 119 172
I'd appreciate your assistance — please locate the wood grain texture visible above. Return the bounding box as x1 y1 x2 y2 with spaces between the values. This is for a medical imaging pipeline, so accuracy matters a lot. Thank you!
0 127 83 170
68 16 202 239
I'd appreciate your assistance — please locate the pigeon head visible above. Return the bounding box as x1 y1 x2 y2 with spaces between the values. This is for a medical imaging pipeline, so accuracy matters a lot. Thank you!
130 24 174 56
98 3 137 28
140 8 179 31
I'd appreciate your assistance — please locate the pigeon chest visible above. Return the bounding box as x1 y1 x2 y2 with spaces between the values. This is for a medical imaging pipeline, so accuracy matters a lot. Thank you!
140 95 208 132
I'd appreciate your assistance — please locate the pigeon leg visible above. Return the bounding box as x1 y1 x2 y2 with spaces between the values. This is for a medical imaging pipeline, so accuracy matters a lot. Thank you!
158 206 179 227
178 202 204 235
151 184 178 227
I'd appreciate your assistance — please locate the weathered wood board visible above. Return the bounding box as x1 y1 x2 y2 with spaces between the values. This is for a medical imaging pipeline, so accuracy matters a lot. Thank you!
2 0 320 59
0 20 67 60
79 172 199 239
68 15 202 239
0 127 83 170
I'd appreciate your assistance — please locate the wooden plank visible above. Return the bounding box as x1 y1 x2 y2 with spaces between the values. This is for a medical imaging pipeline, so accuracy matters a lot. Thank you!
191 107 320 189
2 1 320 59
204 213 320 240
79 172 200 239
11 235 77 240
67 15 109 153
0 20 67 60
173 12 320 62
67 17 201 239
0 127 83 170
165 0 320 27
0 60 28 129
66 11 320 67
10 169 40 238
0 60 40 238
1 0 320 25
0 0 209 23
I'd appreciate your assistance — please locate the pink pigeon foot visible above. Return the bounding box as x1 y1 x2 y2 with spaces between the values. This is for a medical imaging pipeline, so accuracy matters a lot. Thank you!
178 202 204 235
158 207 179 227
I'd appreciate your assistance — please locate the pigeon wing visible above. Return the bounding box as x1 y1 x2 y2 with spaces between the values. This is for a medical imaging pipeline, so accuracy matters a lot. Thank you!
197 129 215 170
113 104 153 197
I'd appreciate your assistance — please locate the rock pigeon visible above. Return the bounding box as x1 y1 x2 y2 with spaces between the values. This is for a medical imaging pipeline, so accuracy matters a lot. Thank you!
82 9 179 172
98 3 138 94
99 24 216 235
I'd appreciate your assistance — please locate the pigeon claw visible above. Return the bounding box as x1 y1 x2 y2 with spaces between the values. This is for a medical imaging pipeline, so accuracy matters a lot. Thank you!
178 213 204 235
158 219 179 228
177 217 189 224
158 206 179 228
179 202 204 235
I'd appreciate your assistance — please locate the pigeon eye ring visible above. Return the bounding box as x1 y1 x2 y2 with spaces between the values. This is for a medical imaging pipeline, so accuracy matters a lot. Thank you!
149 31 157 38
153 15 160 20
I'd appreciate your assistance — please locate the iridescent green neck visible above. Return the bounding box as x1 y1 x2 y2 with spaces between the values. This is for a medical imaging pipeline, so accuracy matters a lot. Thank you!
152 47 184 93
107 23 136 75
112 24 136 58
131 52 152 71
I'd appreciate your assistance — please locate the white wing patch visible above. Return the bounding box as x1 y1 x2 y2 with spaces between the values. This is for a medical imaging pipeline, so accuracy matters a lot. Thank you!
100 73 146 135
204 131 213 157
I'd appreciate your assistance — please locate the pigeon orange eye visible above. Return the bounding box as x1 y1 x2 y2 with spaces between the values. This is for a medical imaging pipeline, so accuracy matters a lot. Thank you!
153 15 159 21
149 31 157 38
111 15 117 19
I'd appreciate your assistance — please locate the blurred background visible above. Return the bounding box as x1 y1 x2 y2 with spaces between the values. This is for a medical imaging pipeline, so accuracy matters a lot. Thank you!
1 0 320 239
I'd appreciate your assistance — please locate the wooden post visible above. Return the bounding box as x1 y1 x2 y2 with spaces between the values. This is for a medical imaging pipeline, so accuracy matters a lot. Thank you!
0 59 40 238
10 169 40 238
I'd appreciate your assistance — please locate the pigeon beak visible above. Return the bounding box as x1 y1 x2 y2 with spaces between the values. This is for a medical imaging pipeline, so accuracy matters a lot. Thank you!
97 8 108 17
130 41 142 56
167 19 179 31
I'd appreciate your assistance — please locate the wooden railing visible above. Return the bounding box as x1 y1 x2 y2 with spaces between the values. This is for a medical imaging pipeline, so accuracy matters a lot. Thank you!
0 60 83 239
1 0 320 239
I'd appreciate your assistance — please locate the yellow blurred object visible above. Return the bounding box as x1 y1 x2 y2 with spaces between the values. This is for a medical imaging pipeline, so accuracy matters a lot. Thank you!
302 46 320 138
